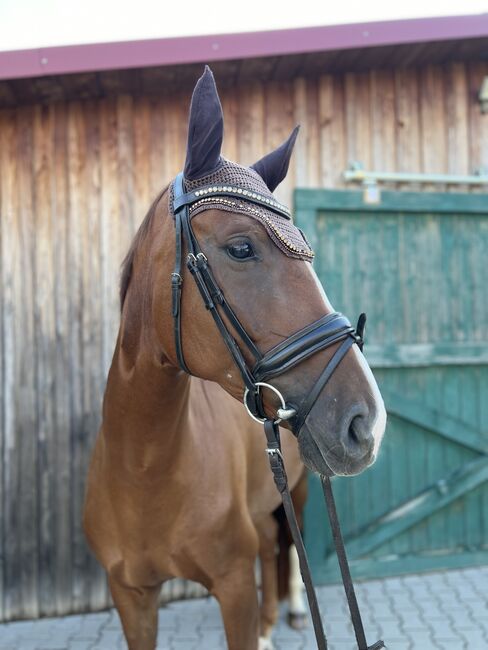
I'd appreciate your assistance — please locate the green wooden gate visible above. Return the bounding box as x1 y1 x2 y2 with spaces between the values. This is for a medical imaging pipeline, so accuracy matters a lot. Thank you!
295 189 488 582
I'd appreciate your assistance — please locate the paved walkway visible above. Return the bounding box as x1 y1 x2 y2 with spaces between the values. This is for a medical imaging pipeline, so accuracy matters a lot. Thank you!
0 567 486 649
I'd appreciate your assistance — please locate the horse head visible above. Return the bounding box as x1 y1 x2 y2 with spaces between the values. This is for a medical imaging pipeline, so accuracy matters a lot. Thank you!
148 67 386 477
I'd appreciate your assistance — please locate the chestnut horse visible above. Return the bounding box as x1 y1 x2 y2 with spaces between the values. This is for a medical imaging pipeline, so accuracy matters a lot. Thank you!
84 68 386 650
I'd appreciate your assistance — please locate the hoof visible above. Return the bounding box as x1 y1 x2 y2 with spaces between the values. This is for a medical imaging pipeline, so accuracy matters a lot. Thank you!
287 611 308 630
258 636 275 650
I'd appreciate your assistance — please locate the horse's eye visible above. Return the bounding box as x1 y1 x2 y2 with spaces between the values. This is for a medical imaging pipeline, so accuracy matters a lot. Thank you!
227 241 255 260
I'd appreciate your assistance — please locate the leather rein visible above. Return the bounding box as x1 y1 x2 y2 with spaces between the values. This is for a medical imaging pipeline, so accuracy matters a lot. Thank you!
171 172 385 650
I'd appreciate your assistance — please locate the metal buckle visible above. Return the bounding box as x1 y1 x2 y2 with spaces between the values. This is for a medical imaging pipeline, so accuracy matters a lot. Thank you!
243 381 296 424
187 252 208 267
265 447 284 461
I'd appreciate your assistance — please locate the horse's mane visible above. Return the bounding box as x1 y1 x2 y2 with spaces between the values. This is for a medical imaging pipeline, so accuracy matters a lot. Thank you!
120 185 169 310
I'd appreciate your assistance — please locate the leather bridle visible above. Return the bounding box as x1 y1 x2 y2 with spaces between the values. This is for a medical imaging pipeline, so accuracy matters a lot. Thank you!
170 172 385 650
172 172 365 431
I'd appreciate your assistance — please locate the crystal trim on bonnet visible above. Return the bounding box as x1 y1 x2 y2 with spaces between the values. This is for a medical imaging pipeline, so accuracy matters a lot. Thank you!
193 185 291 216
170 158 315 261
189 196 314 259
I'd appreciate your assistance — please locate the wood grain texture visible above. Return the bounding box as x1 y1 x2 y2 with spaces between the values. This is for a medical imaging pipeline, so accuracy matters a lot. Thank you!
296 191 488 583
0 60 487 620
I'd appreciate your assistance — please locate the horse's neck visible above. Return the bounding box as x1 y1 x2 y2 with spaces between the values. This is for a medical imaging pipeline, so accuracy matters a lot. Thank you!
101 338 191 473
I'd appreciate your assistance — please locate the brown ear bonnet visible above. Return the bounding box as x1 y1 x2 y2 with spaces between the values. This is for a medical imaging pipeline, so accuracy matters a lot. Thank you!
169 66 314 261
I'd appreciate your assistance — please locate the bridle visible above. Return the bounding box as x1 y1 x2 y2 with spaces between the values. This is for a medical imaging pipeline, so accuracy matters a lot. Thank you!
172 172 365 431
171 171 385 650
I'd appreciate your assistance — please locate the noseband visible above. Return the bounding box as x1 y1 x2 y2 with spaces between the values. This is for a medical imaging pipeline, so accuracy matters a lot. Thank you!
170 172 384 650
171 172 366 434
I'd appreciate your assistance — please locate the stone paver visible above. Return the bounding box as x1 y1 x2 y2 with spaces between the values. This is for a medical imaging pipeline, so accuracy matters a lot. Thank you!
0 567 486 649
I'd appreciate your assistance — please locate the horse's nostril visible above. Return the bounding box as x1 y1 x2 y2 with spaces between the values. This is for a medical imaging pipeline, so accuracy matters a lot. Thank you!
348 420 360 445
345 414 373 455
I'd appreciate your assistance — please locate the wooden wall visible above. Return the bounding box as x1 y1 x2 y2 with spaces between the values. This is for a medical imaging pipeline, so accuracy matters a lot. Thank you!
0 60 487 622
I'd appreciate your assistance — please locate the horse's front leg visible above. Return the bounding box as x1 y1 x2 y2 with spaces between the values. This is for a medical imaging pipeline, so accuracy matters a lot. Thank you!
109 575 161 650
256 514 279 649
212 560 260 650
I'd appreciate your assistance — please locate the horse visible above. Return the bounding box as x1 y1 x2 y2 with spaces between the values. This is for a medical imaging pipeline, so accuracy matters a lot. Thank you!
83 66 386 650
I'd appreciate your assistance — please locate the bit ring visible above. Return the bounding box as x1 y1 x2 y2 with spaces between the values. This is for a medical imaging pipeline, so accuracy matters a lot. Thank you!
243 382 296 424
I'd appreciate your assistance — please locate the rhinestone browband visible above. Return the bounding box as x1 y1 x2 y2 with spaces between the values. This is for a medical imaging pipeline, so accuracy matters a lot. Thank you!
173 184 291 220
188 196 314 259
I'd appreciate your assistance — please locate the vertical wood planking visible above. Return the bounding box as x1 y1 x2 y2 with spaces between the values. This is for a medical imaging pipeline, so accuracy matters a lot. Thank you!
100 99 121 375
370 70 396 172
165 92 186 182
293 77 308 187
149 97 167 201
221 88 238 162
293 77 320 188
264 82 294 207
344 72 372 172
52 102 73 614
304 79 320 188
445 64 469 180
33 103 57 616
0 109 17 620
318 76 334 189
467 62 488 175
16 106 39 619
461 367 482 550
237 82 265 166
394 69 422 191
132 96 152 225
419 65 447 191
84 100 108 611
319 75 347 188
0 113 4 619
66 101 87 612
115 96 136 371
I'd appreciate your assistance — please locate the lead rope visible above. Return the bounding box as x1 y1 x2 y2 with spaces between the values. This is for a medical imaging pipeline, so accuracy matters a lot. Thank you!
322 478 385 650
263 419 385 650
264 420 327 650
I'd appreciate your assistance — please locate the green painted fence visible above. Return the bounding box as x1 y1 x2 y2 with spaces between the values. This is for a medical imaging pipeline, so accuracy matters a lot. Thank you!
295 189 488 582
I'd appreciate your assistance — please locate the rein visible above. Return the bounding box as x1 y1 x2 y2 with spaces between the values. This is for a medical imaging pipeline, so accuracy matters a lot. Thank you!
171 172 385 650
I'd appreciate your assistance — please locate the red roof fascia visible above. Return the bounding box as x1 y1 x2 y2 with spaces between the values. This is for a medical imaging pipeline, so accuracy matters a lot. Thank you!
0 14 487 81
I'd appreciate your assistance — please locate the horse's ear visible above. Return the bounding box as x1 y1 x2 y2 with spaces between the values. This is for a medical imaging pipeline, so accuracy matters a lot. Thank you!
184 66 224 181
250 126 300 192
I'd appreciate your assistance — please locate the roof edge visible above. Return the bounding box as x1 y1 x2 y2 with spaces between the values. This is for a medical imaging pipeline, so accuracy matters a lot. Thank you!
1 14 487 82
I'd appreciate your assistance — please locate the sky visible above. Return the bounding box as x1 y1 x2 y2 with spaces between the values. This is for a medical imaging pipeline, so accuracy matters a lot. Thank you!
0 0 487 52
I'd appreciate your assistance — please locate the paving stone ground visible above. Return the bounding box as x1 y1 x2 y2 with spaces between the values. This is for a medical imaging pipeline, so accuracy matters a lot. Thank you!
0 567 486 650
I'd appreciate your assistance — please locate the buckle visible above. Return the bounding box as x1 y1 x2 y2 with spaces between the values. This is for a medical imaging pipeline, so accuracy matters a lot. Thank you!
266 447 284 461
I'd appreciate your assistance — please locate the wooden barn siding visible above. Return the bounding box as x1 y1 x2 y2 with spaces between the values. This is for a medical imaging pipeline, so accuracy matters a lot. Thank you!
0 61 487 622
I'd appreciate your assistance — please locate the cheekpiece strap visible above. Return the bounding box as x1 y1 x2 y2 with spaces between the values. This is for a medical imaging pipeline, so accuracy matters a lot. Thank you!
171 173 262 394
172 173 191 374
